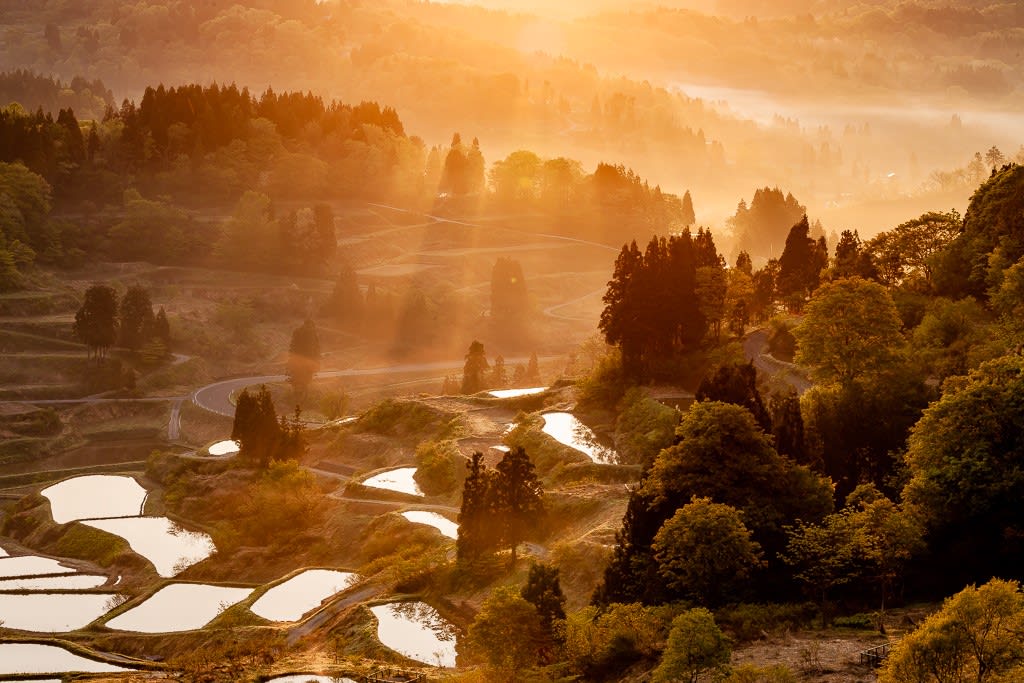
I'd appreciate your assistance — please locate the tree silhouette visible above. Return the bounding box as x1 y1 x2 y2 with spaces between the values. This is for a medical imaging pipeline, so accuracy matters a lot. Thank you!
287 319 321 397
461 340 489 394
119 285 154 351
74 284 118 362
494 446 544 567
681 189 695 227
457 451 498 563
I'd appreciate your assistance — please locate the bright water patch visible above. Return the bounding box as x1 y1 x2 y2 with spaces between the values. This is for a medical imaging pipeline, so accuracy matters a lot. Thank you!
265 676 357 683
540 412 615 464
81 517 215 577
361 468 423 496
251 569 358 622
41 475 147 524
0 643 132 675
0 555 76 578
105 583 253 633
401 511 458 539
208 439 240 456
370 601 458 667
0 573 108 590
0 592 118 631
0 545 7 556
488 386 548 398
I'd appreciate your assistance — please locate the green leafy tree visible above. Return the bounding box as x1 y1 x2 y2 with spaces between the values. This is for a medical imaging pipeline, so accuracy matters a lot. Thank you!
652 497 763 606
118 285 154 351
879 579 1024 683
794 277 905 387
902 353 1024 582
494 446 544 567
461 340 489 394
866 211 960 289
73 284 118 361
643 401 833 559
652 608 731 683
412 439 463 497
696 362 771 432
784 511 861 624
286 319 320 397
468 585 544 681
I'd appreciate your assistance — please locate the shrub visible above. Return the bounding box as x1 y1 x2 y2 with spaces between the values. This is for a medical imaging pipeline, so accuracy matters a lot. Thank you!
715 603 818 642
413 439 464 496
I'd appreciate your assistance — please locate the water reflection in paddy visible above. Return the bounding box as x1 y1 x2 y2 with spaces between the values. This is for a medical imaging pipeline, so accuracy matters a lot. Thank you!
208 439 240 456
401 511 458 539
369 601 458 667
0 555 76 578
0 573 108 590
488 386 548 398
540 412 615 464
0 592 118 631
0 642 132 675
81 517 215 577
361 468 423 496
251 569 358 622
105 583 253 633
41 475 147 524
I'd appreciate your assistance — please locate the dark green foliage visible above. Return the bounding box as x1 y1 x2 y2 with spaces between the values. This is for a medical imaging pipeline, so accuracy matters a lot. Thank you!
596 401 833 606
831 229 877 281
457 451 499 562
495 446 545 567
769 391 807 465
903 353 1024 586
231 385 304 469
936 164 1024 297
600 229 724 381
696 362 771 432
777 216 827 304
286 319 321 396
73 283 118 361
461 339 489 394
118 284 154 351
521 562 567 634
457 447 544 567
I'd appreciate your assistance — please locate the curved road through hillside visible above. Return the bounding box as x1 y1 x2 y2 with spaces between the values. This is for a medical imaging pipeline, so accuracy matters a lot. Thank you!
743 328 812 395
191 355 558 418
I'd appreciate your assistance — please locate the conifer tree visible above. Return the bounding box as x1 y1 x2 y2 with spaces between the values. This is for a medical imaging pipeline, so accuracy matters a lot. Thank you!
461 340 489 394
494 446 544 567
119 285 155 351
681 190 695 227
287 319 321 397
457 452 498 562
74 284 118 362
521 562 567 634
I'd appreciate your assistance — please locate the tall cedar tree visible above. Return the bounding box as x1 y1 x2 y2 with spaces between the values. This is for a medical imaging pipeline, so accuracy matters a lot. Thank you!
494 446 545 567
287 319 321 397
681 190 696 226
153 307 171 351
73 284 118 361
232 387 306 468
457 451 498 562
119 285 154 351
777 216 823 302
461 340 489 394
600 229 723 380
521 562 567 634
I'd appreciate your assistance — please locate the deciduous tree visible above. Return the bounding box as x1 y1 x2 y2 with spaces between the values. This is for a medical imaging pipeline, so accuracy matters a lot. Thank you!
652 608 731 683
794 277 905 387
